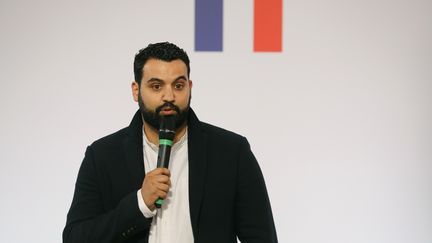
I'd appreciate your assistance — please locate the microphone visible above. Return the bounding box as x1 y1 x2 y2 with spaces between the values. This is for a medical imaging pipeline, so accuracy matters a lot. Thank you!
155 115 176 208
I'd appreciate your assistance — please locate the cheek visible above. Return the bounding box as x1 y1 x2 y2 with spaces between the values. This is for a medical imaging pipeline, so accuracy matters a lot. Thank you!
140 91 160 107
177 93 191 107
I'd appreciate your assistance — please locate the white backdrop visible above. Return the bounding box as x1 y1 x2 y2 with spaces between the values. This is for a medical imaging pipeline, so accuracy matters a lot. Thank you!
1 0 431 242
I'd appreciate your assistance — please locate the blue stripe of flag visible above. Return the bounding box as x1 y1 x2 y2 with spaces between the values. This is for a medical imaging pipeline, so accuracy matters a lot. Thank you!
195 0 223 52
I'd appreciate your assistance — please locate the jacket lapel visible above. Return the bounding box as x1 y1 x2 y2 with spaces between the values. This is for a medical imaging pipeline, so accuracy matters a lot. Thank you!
123 110 145 189
187 109 208 237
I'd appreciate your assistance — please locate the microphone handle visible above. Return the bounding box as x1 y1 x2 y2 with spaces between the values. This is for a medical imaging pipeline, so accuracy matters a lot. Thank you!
157 144 172 168
155 142 173 208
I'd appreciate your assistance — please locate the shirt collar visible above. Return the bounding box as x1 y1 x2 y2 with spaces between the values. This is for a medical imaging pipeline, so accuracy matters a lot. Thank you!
142 127 188 152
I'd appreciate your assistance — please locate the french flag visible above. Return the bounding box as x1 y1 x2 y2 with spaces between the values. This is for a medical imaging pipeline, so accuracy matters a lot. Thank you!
195 0 282 52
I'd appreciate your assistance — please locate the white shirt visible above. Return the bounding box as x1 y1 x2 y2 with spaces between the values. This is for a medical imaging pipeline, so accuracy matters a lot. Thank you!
136 129 194 243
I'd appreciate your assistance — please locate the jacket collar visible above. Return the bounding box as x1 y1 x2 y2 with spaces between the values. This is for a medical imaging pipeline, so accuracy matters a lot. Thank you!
186 108 208 237
123 110 145 190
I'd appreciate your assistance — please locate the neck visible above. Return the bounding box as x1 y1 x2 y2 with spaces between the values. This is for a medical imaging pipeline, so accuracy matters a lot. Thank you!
143 122 187 145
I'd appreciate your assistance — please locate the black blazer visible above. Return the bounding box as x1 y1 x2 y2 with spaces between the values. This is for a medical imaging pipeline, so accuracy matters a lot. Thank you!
63 109 277 243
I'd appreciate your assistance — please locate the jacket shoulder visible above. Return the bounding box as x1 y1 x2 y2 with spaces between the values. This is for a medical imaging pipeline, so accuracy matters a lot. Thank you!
199 122 247 145
89 127 129 151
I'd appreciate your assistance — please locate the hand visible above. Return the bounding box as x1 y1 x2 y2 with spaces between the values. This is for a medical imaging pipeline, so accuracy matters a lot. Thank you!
140 168 171 211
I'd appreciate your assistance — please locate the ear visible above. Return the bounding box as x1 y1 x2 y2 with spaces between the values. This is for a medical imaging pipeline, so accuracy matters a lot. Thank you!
131 81 139 102
188 80 193 90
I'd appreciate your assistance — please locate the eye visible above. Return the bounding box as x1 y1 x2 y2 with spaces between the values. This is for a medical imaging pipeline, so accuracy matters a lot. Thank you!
174 83 184 90
151 83 162 91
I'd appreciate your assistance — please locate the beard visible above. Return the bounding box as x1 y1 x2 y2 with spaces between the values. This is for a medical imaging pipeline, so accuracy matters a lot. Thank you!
138 93 190 130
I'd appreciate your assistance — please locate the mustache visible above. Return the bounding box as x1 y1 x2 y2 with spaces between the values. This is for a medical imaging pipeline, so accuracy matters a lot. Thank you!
155 102 181 114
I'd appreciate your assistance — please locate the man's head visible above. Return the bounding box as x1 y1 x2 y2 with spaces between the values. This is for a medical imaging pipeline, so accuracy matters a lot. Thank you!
132 42 192 130
134 42 190 85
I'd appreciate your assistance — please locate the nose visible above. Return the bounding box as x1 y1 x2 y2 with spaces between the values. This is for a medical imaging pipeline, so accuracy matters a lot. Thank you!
162 86 175 103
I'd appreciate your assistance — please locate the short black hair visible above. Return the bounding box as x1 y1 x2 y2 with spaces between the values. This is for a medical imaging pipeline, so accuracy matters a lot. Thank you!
134 42 190 85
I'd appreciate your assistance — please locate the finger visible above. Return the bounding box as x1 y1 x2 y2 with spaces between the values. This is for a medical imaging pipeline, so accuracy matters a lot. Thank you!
155 175 170 183
157 190 168 199
150 168 171 177
160 168 170 176
157 183 170 192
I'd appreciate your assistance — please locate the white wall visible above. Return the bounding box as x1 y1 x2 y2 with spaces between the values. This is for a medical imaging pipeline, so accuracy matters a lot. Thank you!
0 0 431 242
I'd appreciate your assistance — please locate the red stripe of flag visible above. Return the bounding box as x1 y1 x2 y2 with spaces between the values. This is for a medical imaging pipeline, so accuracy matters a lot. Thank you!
254 0 282 52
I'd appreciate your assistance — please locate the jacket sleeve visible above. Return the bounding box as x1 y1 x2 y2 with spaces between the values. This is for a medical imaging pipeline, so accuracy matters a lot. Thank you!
235 137 278 243
63 146 152 243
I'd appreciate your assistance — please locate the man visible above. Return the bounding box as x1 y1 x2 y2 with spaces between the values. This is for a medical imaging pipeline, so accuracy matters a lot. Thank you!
63 42 278 243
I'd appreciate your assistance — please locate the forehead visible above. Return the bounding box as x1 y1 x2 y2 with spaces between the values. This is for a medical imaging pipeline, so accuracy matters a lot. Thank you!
142 58 188 80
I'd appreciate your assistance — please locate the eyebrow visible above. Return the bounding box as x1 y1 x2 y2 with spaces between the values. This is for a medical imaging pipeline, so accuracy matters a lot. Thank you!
146 76 188 83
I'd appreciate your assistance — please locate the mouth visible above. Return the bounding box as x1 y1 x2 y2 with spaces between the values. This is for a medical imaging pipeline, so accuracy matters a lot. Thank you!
159 106 178 115
160 109 176 115
156 103 180 116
